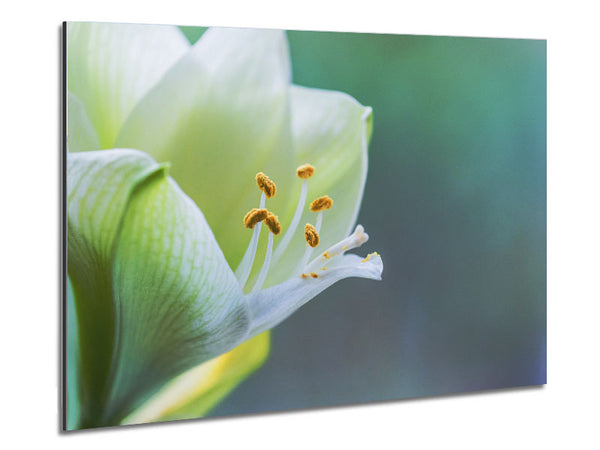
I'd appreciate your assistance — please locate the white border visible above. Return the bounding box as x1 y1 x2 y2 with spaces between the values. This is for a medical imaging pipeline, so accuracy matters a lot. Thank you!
2 1 599 448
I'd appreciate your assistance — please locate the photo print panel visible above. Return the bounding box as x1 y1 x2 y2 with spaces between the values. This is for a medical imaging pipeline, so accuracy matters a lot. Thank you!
63 22 546 430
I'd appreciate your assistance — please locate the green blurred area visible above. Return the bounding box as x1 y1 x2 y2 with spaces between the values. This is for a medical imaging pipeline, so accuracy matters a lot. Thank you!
197 29 546 414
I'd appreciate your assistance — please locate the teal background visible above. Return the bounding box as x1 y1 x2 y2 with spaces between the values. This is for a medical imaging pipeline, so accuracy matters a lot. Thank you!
190 28 546 415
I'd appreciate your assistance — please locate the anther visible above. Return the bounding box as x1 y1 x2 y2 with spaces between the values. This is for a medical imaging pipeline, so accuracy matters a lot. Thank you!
265 212 281 235
310 195 333 212
244 208 268 229
296 163 315 179
310 272 319 278
304 224 320 247
256 172 276 198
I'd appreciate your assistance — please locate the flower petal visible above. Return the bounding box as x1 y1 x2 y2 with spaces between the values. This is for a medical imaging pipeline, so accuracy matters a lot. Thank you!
66 279 82 431
68 148 163 428
246 253 383 338
267 85 373 285
67 92 100 151
115 27 297 267
66 22 189 149
67 149 249 427
121 332 269 425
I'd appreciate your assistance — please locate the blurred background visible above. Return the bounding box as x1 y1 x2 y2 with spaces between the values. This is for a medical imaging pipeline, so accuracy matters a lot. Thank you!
190 28 547 416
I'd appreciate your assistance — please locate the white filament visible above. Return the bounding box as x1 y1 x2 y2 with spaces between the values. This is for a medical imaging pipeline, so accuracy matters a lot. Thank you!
252 232 273 292
299 211 323 271
235 192 266 288
273 180 307 262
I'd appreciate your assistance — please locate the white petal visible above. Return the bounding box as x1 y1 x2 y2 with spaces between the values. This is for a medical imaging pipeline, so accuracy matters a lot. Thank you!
67 92 100 151
266 85 373 286
115 27 296 269
245 253 383 338
66 22 189 148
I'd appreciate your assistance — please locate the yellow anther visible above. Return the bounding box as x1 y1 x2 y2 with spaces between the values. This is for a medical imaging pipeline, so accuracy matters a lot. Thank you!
301 273 309 279
321 267 327 271
296 163 315 179
310 195 333 212
323 251 331 260
304 223 319 248
256 172 276 198
310 272 319 278
265 212 281 235
243 208 268 229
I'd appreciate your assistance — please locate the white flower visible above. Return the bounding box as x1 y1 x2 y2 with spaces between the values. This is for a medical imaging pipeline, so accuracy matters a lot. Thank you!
66 23 383 428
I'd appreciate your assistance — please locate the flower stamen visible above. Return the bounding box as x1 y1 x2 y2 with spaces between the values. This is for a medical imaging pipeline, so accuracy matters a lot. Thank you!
310 195 333 212
296 163 315 179
256 172 276 198
235 188 267 287
273 164 314 262
264 212 281 235
251 212 282 292
298 195 329 271
304 223 319 247
252 236 272 292
243 208 268 229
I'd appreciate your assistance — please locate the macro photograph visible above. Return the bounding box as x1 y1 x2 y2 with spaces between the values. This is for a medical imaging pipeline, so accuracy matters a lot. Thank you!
63 22 546 430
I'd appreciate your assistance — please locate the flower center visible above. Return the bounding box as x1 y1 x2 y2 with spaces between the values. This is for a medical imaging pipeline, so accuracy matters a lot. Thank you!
235 163 377 291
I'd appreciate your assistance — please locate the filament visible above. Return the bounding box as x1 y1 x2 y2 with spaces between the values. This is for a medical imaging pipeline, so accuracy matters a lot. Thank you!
299 211 323 270
273 179 307 262
235 192 266 287
252 232 273 292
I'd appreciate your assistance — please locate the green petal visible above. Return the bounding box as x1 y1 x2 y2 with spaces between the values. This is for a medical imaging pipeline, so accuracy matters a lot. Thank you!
267 85 373 286
66 279 81 430
68 148 162 427
68 149 249 428
115 27 296 268
122 332 269 425
66 22 189 149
